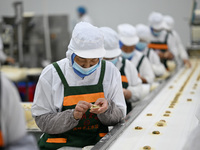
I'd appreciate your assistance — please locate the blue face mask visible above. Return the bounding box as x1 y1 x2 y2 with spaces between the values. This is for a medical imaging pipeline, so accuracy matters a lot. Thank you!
71 53 100 78
119 41 124 48
121 51 135 60
136 42 147 51
108 57 118 65
150 27 162 37
73 61 99 75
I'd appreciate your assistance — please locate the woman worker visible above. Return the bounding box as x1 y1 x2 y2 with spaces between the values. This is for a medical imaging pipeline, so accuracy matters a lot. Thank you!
135 24 166 77
147 12 178 70
117 23 155 98
31 22 126 149
0 73 38 150
100 27 142 114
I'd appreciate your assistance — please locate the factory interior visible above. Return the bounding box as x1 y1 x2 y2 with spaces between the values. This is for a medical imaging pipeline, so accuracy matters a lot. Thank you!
1 0 200 150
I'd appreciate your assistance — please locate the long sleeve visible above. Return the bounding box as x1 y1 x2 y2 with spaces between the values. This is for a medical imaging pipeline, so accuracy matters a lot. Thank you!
139 57 155 84
2 74 38 150
97 100 124 126
35 110 79 134
173 31 189 60
124 59 143 102
103 61 127 117
149 50 166 77
167 33 179 58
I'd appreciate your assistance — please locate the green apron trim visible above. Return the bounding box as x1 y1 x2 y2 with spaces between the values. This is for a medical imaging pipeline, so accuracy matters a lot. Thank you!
147 48 151 58
119 58 131 114
136 55 145 72
120 58 128 89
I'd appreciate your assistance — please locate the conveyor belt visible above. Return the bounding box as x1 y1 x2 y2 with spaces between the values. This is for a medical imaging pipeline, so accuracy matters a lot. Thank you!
93 59 200 150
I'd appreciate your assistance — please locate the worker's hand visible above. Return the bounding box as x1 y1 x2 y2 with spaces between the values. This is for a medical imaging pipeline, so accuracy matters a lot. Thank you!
157 51 165 59
90 98 108 114
6 57 15 64
164 51 174 60
139 76 147 84
73 101 92 120
183 59 192 68
123 88 132 100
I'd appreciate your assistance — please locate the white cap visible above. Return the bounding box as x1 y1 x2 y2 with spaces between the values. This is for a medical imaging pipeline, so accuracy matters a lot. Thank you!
136 24 151 42
163 15 174 31
100 27 121 58
68 22 106 58
117 24 139 46
148 12 166 30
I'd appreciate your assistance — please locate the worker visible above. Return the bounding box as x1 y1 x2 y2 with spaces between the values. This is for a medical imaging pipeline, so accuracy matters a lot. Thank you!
117 23 155 98
100 26 142 114
31 22 126 149
0 35 15 64
136 24 166 77
0 72 38 150
163 15 191 68
148 12 178 70
77 6 93 24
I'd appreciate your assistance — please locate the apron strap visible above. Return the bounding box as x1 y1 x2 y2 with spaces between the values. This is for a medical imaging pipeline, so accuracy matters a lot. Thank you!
164 32 169 44
137 55 145 72
120 58 126 75
52 62 69 88
98 60 106 85
147 48 151 58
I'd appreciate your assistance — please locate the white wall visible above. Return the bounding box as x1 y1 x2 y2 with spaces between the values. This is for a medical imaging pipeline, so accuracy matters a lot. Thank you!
0 0 193 46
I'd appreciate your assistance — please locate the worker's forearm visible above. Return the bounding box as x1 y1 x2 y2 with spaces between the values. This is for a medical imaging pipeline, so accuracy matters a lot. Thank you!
97 100 124 126
35 110 79 134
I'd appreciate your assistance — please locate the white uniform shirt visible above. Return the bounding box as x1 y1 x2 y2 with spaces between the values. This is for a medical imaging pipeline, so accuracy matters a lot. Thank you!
129 50 155 84
149 30 178 58
142 47 166 77
32 58 126 117
1 73 26 146
171 30 189 60
115 57 142 102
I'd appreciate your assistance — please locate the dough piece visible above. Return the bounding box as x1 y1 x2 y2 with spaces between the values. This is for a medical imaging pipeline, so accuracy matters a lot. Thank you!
152 131 160 134
135 126 143 130
143 146 151 150
146 113 152 116
163 113 170 117
90 104 100 109
165 111 171 113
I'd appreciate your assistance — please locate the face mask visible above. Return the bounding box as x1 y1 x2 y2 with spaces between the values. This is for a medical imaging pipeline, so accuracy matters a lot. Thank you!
121 51 135 60
108 58 118 65
136 42 147 51
119 40 123 48
72 60 99 75
151 27 162 37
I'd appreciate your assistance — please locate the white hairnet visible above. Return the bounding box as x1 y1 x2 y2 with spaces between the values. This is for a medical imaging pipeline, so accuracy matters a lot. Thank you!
148 12 166 30
68 22 106 58
163 15 174 31
136 24 151 43
100 27 121 58
117 23 139 46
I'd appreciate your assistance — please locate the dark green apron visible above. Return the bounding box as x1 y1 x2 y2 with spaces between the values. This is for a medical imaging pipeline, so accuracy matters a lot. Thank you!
120 58 131 114
148 33 169 69
38 60 108 150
